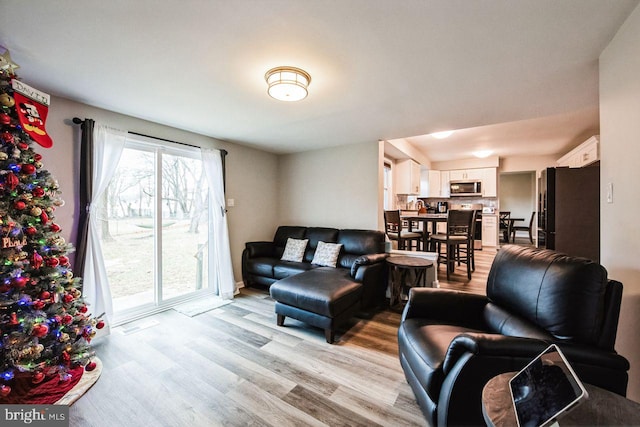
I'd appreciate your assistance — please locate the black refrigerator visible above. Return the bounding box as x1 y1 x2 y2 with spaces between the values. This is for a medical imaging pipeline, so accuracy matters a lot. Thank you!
538 165 600 262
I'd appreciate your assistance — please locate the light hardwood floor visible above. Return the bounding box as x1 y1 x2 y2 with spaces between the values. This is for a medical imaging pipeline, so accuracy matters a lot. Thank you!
70 248 500 427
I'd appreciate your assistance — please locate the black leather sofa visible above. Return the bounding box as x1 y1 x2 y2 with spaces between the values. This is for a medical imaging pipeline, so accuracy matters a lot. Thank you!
398 244 629 426
242 226 388 342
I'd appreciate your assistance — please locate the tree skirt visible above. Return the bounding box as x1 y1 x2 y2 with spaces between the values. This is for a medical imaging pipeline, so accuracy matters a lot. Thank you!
56 357 102 405
0 357 102 405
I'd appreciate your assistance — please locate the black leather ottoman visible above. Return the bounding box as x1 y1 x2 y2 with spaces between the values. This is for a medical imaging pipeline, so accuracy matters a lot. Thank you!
269 267 363 343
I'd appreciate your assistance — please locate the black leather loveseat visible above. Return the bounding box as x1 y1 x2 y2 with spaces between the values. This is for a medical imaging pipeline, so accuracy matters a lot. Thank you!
398 245 629 426
242 226 388 342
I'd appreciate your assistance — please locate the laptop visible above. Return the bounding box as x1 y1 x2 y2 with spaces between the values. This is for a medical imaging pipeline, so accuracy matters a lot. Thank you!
509 344 589 427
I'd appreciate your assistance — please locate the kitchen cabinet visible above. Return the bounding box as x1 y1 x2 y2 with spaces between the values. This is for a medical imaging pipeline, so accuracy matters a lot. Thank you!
419 169 441 197
449 168 484 181
440 170 450 197
482 168 497 197
396 159 421 194
482 214 498 247
556 135 599 168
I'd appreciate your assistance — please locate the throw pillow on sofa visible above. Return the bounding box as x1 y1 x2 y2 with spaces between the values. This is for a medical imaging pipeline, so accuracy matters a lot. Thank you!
281 238 309 262
311 241 342 267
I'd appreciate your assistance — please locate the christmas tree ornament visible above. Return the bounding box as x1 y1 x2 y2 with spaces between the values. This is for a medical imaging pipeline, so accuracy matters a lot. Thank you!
45 257 59 268
0 93 15 108
30 251 43 269
21 163 36 175
8 313 18 325
12 276 27 288
1 132 13 144
0 385 11 397
31 371 45 384
85 362 96 372
5 172 19 190
31 324 48 338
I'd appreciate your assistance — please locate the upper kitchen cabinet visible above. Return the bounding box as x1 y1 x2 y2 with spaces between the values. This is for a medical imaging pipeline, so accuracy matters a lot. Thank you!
482 168 497 197
396 159 421 194
449 168 484 181
556 135 600 168
440 170 450 197
419 169 441 197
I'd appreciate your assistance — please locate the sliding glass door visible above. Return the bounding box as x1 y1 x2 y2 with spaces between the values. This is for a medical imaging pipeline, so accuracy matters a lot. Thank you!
95 136 210 322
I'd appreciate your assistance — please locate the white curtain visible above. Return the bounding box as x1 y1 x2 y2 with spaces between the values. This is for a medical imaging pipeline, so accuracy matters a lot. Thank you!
202 148 236 299
82 124 126 334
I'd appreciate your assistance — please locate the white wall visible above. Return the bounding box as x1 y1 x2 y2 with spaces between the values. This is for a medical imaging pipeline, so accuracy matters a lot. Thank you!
277 142 379 230
499 154 557 176
432 155 499 171
600 2 640 402
498 172 536 224
45 96 280 283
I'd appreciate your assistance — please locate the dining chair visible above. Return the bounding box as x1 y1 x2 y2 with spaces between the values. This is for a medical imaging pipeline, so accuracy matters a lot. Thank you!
511 211 536 243
384 210 423 251
429 209 475 280
499 211 511 243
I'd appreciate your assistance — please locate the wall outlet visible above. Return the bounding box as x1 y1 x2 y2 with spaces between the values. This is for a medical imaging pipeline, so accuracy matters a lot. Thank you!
227 198 235 207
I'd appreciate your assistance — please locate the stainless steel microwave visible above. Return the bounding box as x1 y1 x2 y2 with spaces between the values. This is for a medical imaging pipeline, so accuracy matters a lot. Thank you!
450 180 482 196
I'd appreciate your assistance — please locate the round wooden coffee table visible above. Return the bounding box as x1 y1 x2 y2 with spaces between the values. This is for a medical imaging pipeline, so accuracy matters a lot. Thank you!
386 256 434 307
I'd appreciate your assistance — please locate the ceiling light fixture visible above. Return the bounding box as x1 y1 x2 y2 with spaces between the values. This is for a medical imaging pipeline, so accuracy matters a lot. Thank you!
265 66 311 102
431 130 454 139
473 150 493 158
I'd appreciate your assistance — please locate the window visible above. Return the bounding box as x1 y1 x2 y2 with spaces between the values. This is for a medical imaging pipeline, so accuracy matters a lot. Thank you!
95 135 211 322
384 161 393 210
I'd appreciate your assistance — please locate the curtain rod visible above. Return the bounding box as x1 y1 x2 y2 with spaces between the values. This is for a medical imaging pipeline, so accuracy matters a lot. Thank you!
72 117 228 157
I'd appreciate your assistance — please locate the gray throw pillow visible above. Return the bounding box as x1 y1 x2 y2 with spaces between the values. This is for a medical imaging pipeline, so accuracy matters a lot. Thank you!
281 238 309 262
311 241 343 268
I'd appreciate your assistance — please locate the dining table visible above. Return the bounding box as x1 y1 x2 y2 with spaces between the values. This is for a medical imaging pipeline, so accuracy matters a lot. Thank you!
401 213 448 251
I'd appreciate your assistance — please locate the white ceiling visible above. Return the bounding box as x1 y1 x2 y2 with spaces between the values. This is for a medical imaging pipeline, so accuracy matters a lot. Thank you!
1 1 638 160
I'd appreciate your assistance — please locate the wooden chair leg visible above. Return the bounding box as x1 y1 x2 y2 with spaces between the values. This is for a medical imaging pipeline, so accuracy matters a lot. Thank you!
277 314 285 326
466 244 472 280
446 244 452 281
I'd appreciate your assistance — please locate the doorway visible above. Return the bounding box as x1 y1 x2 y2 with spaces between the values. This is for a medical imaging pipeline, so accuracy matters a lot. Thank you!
96 136 213 325
499 171 536 246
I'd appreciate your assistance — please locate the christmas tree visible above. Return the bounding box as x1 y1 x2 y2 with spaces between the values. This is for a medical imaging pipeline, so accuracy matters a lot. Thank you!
0 47 99 402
